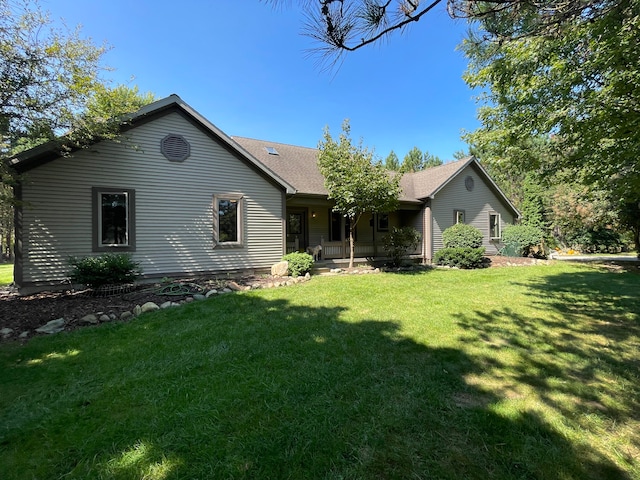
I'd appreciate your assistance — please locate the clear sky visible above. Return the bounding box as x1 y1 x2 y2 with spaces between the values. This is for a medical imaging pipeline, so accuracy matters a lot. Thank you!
43 0 479 162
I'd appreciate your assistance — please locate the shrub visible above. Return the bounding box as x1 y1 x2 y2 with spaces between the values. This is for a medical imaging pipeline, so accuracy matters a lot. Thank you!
282 252 314 277
566 228 624 254
434 247 486 269
502 224 546 258
383 226 421 267
442 223 483 249
69 253 142 288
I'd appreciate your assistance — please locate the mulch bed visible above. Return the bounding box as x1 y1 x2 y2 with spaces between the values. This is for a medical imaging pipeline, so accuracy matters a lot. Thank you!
0 256 603 344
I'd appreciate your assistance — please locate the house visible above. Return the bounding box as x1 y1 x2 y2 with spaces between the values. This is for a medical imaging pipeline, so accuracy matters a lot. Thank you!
233 137 520 262
7 95 519 290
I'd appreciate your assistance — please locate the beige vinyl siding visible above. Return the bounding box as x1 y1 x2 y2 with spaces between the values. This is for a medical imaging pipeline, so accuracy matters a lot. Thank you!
19 112 284 285
431 164 515 255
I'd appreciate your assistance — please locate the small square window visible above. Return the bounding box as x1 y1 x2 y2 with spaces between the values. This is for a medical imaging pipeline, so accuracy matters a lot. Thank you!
489 213 501 239
454 210 465 224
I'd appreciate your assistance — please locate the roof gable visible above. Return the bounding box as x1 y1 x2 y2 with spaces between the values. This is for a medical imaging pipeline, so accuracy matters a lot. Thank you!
6 95 296 194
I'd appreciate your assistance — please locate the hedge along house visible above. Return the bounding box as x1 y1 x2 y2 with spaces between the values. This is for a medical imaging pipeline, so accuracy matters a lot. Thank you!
233 137 520 262
8 95 295 291
7 94 519 290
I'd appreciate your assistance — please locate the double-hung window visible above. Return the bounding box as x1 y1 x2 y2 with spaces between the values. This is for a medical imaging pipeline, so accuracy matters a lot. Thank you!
214 193 243 247
92 187 135 251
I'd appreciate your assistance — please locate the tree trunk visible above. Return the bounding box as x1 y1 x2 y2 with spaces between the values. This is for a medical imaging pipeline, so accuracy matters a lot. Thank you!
349 223 355 268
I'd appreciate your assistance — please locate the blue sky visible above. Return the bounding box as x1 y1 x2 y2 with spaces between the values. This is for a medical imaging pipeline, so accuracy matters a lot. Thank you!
44 0 479 161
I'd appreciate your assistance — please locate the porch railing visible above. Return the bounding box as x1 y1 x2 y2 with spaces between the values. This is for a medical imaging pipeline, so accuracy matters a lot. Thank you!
286 236 421 260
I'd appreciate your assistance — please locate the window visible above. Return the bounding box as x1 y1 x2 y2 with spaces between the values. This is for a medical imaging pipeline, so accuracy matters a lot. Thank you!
329 210 342 241
377 213 389 231
92 187 135 252
288 213 303 235
454 210 465 224
489 213 501 239
214 194 243 247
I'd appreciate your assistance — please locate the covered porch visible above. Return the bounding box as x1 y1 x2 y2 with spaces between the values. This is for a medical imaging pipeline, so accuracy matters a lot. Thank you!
284 198 424 261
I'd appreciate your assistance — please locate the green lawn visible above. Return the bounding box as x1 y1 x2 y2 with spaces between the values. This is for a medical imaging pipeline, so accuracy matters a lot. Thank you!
1 263 639 479
0 263 12 285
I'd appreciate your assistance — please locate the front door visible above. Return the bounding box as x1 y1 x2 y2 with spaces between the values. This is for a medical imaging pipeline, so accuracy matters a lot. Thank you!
286 209 308 251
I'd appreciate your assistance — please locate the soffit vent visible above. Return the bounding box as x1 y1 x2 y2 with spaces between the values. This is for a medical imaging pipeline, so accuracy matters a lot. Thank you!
161 134 190 162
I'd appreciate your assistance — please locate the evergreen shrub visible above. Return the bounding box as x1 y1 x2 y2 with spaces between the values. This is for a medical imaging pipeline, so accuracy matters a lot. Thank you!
69 253 142 288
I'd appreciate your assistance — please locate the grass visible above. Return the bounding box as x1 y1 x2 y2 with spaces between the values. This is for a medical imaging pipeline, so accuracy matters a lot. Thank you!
0 263 12 285
1 263 639 479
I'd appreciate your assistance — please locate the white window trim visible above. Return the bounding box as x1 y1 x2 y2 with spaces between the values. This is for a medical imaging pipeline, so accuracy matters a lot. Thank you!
454 209 465 224
213 193 244 248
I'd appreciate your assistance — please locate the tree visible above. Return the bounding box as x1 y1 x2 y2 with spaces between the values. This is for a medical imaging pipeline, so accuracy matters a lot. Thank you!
318 119 402 267
1 0 155 261
399 147 442 172
263 0 619 62
1 0 106 154
401 146 424 173
384 150 400 170
422 150 443 168
462 0 639 247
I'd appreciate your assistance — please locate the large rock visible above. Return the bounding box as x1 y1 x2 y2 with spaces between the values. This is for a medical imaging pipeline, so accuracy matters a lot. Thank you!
271 261 289 277
141 302 160 313
79 314 99 324
35 318 65 334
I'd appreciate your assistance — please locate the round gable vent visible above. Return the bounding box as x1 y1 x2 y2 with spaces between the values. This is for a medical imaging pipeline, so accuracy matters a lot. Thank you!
161 134 190 162
465 175 475 192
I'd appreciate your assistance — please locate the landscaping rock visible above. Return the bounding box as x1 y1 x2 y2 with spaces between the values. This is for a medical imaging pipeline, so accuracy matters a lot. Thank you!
35 318 65 334
80 314 99 324
221 288 232 294
271 261 289 277
160 301 173 309
193 294 206 301
1 327 14 337
120 311 133 320
305 272 311 280
99 314 111 322
141 302 160 313
185 297 194 303
19 331 30 339
205 290 218 298
133 305 142 316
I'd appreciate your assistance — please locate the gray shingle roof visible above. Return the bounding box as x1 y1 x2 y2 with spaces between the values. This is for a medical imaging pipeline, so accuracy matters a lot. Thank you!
233 136 474 203
232 137 328 196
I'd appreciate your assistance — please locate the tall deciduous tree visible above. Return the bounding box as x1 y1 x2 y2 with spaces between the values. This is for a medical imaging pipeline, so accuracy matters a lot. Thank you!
1 0 155 260
462 0 640 200
318 119 402 267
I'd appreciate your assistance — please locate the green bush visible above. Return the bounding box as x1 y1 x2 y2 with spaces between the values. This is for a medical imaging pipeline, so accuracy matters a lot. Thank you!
502 224 546 258
442 223 483 249
383 226 421 267
69 253 142 288
434 247 486 269
566 228 624 253
282 252 314 277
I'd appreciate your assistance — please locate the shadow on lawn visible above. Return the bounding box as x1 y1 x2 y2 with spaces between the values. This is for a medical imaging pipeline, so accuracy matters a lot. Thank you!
455 266 640 478
1 286 633 479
